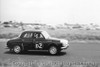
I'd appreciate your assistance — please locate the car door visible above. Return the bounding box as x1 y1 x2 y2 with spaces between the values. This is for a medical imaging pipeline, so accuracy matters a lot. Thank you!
34 32 46 50
22 32 35 50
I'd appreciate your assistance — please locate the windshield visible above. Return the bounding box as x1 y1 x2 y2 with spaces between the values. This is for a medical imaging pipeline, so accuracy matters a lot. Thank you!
42 31 50 39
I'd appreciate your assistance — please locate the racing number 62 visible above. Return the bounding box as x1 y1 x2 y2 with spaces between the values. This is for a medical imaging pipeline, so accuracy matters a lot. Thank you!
36 43 43 49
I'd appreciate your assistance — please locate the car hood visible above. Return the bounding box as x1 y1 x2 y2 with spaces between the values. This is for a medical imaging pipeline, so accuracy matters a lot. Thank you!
47 37 68 43
48 37 61 41
47 37 69 47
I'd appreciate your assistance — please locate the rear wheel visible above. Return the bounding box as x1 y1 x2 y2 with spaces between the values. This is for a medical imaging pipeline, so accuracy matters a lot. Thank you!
49 46 58 55
13 45 22 54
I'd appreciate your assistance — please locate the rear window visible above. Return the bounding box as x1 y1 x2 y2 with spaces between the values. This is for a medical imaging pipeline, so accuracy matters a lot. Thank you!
22 32 33 38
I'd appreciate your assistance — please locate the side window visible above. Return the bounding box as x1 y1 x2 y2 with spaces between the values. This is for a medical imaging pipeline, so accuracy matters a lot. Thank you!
23 33 33 38
40 34 44 38
34 33 44 39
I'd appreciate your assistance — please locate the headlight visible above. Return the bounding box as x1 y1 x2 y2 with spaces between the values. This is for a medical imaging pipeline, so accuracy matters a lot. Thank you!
60 39 68 46
60 39 68 44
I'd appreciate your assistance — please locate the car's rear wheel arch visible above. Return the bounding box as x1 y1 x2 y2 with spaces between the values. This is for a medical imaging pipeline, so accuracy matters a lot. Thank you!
12 42 24 53
13 45 22 53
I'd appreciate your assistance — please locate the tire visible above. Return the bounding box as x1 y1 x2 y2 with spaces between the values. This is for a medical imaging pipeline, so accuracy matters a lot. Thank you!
49 46 58 55
13 45 22 54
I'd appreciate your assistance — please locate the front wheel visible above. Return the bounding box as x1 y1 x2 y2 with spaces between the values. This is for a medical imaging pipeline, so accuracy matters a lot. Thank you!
13 45 22 54
49 46 58 55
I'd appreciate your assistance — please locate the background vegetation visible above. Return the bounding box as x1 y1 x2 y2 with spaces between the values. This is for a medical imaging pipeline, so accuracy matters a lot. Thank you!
1 27 100 41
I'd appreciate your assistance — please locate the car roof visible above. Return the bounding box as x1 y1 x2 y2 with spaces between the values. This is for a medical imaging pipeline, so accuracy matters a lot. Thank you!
22 30 45 33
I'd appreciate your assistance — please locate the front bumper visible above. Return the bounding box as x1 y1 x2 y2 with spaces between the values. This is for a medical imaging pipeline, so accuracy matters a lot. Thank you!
61 44 69 50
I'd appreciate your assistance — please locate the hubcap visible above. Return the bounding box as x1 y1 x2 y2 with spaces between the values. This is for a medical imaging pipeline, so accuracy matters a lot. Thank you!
14 46 21 53
49 47 57 54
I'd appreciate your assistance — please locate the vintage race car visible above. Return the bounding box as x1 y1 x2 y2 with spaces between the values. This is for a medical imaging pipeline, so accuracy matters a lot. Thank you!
6 30 69 55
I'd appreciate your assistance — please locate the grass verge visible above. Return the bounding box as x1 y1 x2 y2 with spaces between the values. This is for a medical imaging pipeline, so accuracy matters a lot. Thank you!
0 58 99 67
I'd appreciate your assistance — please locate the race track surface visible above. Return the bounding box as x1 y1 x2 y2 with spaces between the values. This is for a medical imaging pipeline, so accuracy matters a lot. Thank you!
0 39 100 64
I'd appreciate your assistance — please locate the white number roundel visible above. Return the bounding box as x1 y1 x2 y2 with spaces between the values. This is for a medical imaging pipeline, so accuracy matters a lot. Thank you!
36 43 43 48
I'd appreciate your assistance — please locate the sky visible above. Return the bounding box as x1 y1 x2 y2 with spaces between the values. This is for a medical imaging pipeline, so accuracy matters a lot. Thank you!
0 0 100 25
